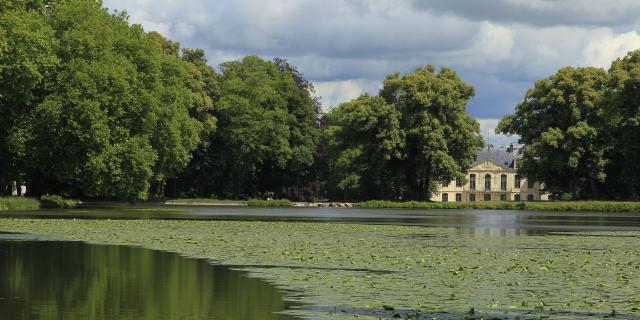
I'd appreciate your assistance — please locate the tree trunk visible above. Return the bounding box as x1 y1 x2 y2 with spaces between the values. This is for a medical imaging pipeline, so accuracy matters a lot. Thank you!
0 157 9 196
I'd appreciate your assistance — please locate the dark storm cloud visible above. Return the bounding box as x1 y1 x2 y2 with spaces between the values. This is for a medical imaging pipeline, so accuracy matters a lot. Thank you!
411 0 640 27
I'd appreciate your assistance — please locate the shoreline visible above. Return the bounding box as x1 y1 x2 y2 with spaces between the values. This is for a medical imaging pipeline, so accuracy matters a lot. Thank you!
163 198 640 213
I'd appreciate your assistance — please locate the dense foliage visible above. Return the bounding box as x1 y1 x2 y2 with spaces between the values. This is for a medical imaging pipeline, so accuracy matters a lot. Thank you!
324 66 483 200
498 50 640 200
1 1 480 202
177 56 320 200
1 0 210 200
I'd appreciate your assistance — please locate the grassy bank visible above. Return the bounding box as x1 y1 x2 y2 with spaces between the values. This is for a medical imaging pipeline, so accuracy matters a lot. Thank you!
355 200 640 212
246 199 293 207
0 219 638 319
166 198 293 207
0 197 40 211
165 199 248 206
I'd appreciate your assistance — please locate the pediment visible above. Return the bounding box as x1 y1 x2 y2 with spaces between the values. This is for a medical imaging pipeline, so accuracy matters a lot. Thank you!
471 160 509 171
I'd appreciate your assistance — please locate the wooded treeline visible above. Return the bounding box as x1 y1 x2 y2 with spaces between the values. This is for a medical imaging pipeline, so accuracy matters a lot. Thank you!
0 0 484 201
498 52 640 200
5 1 640 202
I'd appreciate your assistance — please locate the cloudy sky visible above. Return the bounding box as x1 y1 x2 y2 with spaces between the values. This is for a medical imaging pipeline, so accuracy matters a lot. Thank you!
103 0 640 145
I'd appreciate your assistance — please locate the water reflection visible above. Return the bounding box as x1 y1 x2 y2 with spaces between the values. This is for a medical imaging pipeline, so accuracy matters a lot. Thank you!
4 204 640 237
0 239 297 320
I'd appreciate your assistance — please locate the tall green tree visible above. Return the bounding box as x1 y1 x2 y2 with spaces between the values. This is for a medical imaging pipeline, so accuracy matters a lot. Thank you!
181 56 319 199
380 65 483 200
5 0 208 200
603 50 640 199
323 94 404 199
0 1 58 195
498 67 609 199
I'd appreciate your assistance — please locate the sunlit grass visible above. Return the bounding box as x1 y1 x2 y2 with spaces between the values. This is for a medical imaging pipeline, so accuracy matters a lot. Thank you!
0 197 40 211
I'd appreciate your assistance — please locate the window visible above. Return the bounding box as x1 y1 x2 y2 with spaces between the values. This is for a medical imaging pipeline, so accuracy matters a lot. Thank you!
501 174 507 191
470 174 476 190
469 194 476 202
484 194 491 201
515 175 521 188
455 193 462 202
484 174 491 191
456 180 463 187
500 194 507 201
527 194 534 201
442 193 449 202
514 194 521 201
528 179 535 189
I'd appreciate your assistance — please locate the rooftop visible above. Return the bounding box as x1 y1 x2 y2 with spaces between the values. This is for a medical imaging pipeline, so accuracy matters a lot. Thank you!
472 145 519 168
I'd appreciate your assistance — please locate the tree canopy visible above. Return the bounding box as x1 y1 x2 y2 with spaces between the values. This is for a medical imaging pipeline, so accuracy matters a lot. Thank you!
1 0 210 200
498 50 640 200
178 56 319 200
2 0 488 202
324 66 483 201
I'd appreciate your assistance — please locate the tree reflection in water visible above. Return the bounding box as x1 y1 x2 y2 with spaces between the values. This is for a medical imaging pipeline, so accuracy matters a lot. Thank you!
0 240 297 320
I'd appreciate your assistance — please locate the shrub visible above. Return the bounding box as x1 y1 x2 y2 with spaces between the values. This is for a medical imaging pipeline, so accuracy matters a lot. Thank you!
40 195 79 209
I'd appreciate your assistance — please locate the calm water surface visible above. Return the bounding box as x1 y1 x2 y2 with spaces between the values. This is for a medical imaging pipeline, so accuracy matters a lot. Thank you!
3 204 640 236
0 236 298 320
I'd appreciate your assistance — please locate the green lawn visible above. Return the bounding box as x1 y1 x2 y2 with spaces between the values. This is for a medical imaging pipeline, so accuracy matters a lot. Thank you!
0 219 639 319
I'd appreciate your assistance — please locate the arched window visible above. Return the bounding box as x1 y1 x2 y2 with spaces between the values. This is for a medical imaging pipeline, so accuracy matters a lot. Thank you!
501 174 507 190
500 194 507 201
484 174 491 191
455 193 462 202
470 174 476 190
442 193 449 202
514 194 521 201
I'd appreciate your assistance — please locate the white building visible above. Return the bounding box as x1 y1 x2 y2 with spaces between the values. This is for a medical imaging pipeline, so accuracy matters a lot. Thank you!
432 145 548 202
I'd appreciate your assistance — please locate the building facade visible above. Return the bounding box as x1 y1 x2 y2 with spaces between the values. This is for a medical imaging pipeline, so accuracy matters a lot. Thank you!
432 146 548 202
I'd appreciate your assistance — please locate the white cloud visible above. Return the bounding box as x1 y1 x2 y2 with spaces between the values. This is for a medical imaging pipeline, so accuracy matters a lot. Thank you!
102 0 640 118
314 79 379 110
472 22 514 61
583 31 640 68
477 119 519 147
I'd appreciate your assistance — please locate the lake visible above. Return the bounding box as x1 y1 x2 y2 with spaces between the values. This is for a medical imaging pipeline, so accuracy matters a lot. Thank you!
2 205 640 319
0 234 298 320
3 203 640 235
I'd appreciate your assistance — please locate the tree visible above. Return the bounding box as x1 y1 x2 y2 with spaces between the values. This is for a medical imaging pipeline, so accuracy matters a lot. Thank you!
273 57 323 127
380 65 483 200
323 94 404 200
7 0 208 200
181 56 319 199
0 2 58 195
497 67 609 199
602 50 640 199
